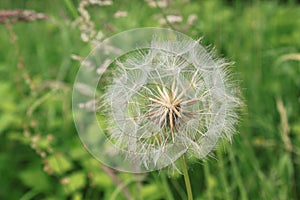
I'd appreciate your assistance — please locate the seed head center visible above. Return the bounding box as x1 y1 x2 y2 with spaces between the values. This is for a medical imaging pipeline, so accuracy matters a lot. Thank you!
146 83 183 133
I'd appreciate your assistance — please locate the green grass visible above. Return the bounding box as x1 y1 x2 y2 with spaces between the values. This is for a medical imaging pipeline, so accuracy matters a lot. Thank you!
1 0 300 199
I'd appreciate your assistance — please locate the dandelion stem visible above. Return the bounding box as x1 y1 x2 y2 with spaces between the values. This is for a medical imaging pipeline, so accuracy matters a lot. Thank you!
181 155 193 200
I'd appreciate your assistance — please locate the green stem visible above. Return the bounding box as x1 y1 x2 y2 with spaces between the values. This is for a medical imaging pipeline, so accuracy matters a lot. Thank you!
63 0 79 19
161 172 174 200
181 156 193 200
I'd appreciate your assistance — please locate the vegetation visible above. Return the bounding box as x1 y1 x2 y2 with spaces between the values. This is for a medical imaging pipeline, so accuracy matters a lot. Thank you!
0 0 300 199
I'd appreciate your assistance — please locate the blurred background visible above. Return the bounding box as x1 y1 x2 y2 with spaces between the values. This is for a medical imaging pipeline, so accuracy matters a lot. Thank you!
0 0 300 199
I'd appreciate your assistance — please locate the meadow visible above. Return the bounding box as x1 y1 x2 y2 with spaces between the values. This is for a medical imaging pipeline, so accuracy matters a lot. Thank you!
0 0 300 199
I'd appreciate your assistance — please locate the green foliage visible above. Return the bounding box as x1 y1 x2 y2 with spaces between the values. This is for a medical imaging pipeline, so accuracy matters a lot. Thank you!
1 0 300 199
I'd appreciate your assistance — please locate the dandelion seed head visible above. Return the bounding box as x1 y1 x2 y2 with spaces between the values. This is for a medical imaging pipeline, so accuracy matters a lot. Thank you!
98 38 241 170
73 28 241 172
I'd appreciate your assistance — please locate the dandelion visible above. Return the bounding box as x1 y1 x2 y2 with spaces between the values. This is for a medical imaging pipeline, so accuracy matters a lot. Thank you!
72 28 241 200
97 37 241 174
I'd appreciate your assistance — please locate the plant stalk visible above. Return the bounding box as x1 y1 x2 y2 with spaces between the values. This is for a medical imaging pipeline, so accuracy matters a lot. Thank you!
181 156 193 200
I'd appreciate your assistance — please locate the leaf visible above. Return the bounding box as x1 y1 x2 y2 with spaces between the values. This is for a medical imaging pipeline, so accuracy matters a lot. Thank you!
90 171 113 189
68 142 88 160
141 184 163 199
63 172 86 195
72 192 82 200
0 83 21 134
47 153 73 175
7 131 31 144
19 166 50 191
0 114 18 133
